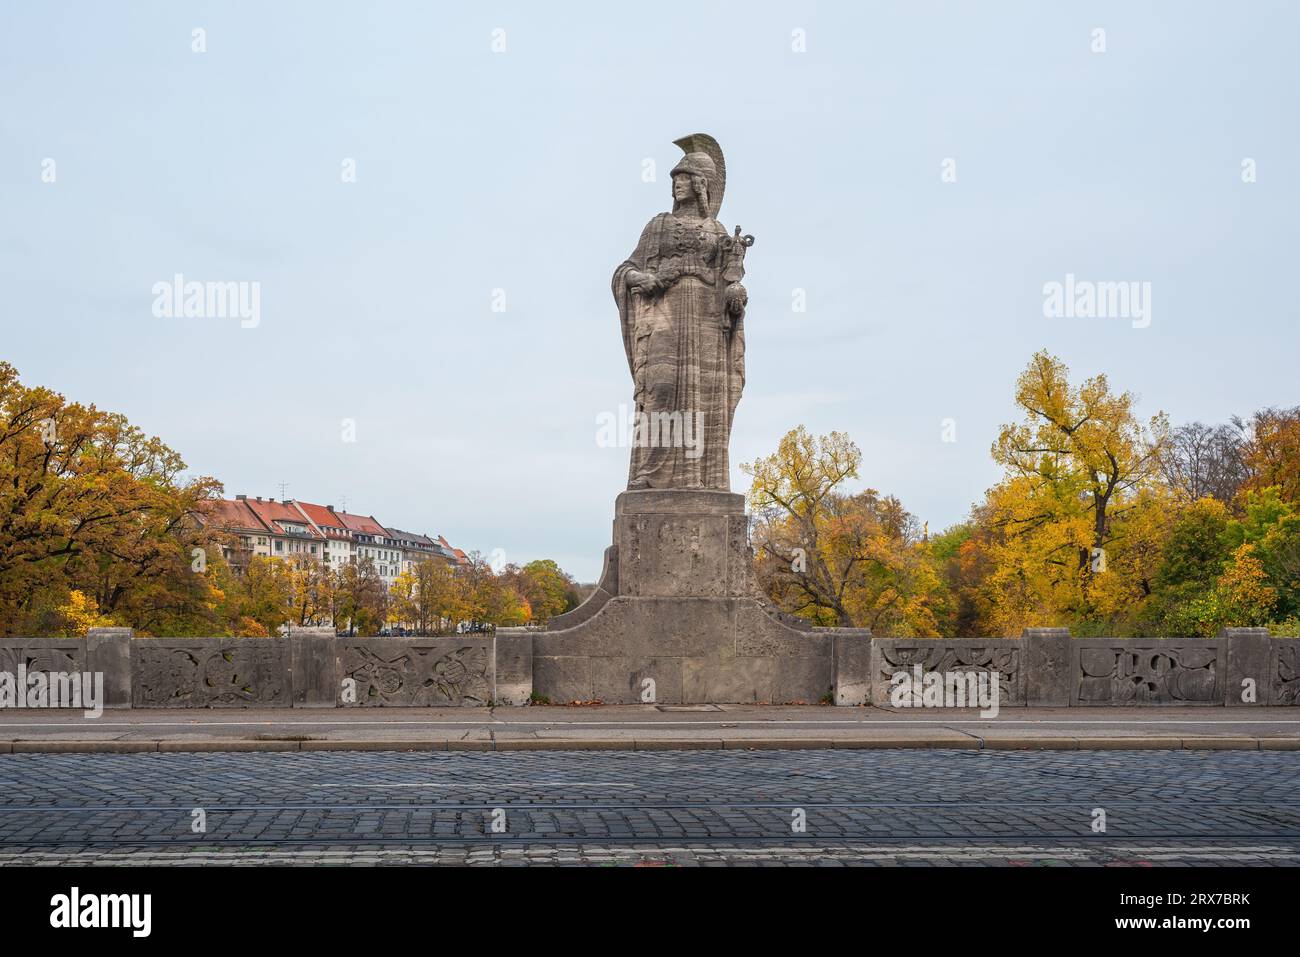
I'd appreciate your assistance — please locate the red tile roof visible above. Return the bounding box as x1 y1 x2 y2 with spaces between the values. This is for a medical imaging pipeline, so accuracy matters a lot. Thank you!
243 498 325 539
292 501 351 539
202 498 271 534
334 511 387 537
207 498 469 557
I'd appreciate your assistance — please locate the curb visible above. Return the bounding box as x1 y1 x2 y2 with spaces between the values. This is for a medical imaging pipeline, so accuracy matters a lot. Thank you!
495 738 634 751
3 735 1299 754
300 740 448 752
720 738 835 750
831 737 980 749
1071 736 1184 750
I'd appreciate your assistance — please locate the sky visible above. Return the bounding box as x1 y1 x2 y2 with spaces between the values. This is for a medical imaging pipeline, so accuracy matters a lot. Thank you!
2 1 1297 581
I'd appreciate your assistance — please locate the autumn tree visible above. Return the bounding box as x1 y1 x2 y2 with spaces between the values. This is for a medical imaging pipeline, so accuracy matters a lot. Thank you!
413 558 461 633
389 568 420 631
207 548 269 636
981 351 1170 632
238 556 296 636
458 555 528 627
21 589 113 638
744 427 942 634
1215 543 1278 628
927 524 983 637
0 362 223 636
516 559 576 624
335 558 387 635
387 562 454 634
1224 488 1300 622
1238 406 1300 503
288 555 334 627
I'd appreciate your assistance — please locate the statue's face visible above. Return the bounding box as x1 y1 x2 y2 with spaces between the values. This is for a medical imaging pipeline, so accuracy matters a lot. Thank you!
671 173 692 204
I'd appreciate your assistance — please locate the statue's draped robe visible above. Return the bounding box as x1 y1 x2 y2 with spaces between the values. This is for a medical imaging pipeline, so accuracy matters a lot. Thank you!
613 212 745 490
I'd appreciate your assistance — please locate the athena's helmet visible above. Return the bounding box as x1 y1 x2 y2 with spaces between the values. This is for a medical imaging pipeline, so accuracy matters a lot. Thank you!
670 133 726 219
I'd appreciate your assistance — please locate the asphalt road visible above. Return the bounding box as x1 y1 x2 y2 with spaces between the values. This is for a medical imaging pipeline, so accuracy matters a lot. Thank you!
1 749 1298 865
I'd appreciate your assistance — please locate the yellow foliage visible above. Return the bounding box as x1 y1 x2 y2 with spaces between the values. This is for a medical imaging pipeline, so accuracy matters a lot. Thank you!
745 427 941 634
979 352 1171 633
55 589 111 637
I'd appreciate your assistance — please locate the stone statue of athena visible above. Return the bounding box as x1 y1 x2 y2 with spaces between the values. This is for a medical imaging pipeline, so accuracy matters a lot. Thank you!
613 133 753 491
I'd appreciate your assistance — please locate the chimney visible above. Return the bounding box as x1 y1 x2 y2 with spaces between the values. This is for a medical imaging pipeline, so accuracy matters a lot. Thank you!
235 494 247 500
256 496 262 502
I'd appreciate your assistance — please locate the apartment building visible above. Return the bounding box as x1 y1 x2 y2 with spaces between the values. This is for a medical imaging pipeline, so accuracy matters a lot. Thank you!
290 501 355 568
204 496 465 580
241 497 325 560
334 510 405 587
386 527 457 574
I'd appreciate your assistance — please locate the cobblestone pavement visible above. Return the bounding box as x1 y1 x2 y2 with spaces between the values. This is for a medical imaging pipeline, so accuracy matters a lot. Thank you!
1 749 1298 865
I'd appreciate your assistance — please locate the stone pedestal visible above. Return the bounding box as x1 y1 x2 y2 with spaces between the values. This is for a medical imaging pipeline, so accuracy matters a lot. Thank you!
614 490 750 598
535 489 871 705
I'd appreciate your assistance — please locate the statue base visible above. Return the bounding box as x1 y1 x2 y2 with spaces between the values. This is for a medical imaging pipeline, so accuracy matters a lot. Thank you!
534 489 872 705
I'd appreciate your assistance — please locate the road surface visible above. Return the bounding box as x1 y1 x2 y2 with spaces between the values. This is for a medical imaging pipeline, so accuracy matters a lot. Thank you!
1 748 1298 865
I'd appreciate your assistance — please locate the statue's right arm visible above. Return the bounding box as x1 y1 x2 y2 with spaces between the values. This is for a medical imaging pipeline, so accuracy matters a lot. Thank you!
624 269 662 294
620 215 665 293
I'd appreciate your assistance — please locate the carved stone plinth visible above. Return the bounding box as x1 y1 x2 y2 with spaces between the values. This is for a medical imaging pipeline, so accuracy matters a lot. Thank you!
614 490 750 598
535 490 871 705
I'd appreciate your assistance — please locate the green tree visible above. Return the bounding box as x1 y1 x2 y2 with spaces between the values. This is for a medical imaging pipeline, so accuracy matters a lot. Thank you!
1226 488 1300 620
518 559 575 623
